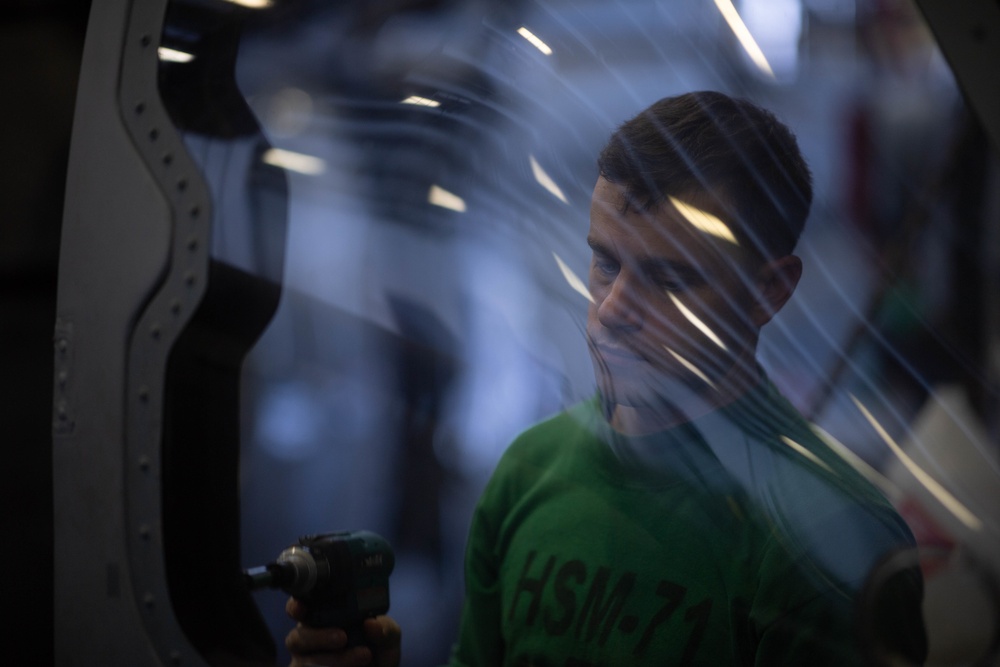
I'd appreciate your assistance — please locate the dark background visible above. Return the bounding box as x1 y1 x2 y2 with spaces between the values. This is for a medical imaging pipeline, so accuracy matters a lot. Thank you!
0 1 91 663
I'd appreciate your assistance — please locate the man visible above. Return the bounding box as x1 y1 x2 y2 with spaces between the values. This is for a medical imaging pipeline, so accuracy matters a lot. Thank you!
285 91 925 666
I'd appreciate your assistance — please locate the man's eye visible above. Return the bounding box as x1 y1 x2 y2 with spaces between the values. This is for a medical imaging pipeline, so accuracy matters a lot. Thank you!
653 271 702 292
594 258 619 275
650 273 684 292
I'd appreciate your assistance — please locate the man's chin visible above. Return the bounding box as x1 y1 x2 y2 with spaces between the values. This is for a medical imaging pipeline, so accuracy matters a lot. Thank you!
596 371 700 409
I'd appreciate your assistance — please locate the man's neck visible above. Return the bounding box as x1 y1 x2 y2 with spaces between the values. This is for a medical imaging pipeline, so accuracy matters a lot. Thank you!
607 355 764 436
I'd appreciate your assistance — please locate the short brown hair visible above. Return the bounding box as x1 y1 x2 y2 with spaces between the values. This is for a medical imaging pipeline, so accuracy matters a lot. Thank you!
597 91 813 260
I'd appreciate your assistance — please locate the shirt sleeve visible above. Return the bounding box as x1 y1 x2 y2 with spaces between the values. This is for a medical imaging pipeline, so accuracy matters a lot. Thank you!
750 516 926 666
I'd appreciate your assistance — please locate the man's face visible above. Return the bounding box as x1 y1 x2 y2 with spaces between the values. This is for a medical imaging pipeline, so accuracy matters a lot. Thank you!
585 177 764 408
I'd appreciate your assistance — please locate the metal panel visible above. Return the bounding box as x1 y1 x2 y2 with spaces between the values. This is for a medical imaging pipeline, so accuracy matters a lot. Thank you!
53 0 275 663
53 1 179 664
915 0 1000 154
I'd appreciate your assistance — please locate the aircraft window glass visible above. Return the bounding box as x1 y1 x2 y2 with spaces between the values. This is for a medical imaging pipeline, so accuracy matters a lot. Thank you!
157 1 999 664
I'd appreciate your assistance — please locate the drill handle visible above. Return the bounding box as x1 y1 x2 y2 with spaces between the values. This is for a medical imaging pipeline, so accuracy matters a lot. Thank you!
301 604 368 648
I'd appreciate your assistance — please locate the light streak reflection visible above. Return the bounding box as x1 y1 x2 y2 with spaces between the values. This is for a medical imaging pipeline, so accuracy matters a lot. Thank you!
530 156 568 204
808 423 899 497
851 395 983 532
667 292 728 351
517 27 553 55
261 148 326 175
779 435 833 474
428 184 466 212
552 252 594 303
223 0 272 8
402 95 440 108
663 346 716 388
712 0 775 78
157 47 194 63
669 196 739 245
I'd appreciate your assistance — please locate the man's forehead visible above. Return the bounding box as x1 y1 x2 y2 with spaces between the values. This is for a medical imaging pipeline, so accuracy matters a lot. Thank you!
592 177 732 224
590 177 746 259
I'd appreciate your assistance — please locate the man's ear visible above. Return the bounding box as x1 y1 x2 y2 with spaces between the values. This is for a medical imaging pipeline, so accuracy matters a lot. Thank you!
751 255 802 327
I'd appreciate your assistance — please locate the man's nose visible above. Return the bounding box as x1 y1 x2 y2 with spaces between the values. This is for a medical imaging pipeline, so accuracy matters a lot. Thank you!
597 274 643 331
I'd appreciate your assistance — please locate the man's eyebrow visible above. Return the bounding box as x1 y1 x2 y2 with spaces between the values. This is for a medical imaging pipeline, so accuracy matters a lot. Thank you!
638 257 704 276
586 235 610 254
640 258 707 281
587 237 710 282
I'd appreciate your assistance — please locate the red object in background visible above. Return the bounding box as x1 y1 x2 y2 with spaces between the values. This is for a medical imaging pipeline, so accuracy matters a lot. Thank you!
897 496 956 579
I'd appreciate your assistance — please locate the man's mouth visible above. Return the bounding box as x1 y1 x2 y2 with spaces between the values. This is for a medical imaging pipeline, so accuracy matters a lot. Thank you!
592 342 646 364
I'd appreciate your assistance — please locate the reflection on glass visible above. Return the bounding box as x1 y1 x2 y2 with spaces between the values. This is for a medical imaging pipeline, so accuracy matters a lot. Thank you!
530 155 569 204
164 1 1000 665
667 291 729 351
402 95 441 108
663 344 717 389
668 196 739 245
735 0 803 82
552 251 593 304
157 46 194 63
852 394 983 533
712 0 775 79
223 0 271 8
427 184 466 212
809 423 898 497
780 434 835 474
517 26 553 56
261 148 325 176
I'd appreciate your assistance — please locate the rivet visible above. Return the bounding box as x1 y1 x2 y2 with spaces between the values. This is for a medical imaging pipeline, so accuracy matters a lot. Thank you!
57 339 68 353
56 400 67 417
190 205 200 219
140 35 151 47
149 128 159 141
139 524 151 540
185 271 197 286
170 299 182 315
177 178 187 192
150 323 161 339
163 153 173 166
138 386 149 402
138 455 150 472
135 102 146 115
143 592 155 608
58 371 67 387
187 236 198 251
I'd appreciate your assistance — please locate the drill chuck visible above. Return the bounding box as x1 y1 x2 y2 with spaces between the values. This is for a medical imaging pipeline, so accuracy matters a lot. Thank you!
245 546 321 594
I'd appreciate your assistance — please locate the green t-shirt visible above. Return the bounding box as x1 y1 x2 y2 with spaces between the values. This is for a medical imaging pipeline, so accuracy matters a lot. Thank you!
448 381 924 666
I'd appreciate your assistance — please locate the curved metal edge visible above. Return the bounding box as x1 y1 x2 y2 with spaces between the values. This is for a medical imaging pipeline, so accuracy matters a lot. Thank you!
120 2 285 664
118 1 218 666
53 0 177 665
53 0 213 664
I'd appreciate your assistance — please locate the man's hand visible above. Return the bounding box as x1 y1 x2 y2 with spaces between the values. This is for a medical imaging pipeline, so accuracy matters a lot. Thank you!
285 598 401 667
